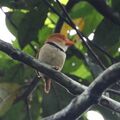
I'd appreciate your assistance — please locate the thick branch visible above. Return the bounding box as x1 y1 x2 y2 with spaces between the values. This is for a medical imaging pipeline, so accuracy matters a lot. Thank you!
100 96 120 113
0 39 86 95
0 39 120 117
43 63 120 120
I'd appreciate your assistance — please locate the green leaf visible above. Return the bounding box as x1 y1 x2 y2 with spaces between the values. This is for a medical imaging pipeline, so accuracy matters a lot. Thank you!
6 11 25 37
0 0 27 9
62 56 81 73
0 83 20 116
0 55 34 84
93 19 120 56
70 1 103 35
71 63 93 80
70 1 93 18
38 26 53 47
18 9 47 48
17 0 49 48
2 101 26 120
112 0 120 12
0 0 13 7
41 82 73 117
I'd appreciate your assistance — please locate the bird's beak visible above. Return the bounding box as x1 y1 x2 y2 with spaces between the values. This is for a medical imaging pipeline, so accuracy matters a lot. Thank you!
65 39 74 46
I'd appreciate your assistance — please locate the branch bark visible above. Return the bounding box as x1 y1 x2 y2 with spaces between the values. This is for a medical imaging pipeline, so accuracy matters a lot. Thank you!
43 63 120 120
0 39 120 119
0 39 86 95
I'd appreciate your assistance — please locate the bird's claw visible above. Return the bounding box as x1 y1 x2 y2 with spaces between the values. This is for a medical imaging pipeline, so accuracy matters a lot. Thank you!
52 66 59 70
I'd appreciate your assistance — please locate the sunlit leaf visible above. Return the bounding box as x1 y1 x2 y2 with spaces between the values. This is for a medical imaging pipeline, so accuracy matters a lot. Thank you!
60 18 84 36
59 0 69 5
38 26 53 47
63 56 82 73
71 63 93 80
45 13 58 28
70 1 103 35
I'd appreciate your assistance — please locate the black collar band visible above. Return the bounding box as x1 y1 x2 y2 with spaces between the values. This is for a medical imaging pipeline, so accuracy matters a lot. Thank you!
46 42 65 53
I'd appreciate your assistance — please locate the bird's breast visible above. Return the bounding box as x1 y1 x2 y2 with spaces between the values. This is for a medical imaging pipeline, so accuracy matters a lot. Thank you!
38 44 66 71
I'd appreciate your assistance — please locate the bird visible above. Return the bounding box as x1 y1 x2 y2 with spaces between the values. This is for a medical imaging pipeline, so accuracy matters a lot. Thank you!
37 33 74 93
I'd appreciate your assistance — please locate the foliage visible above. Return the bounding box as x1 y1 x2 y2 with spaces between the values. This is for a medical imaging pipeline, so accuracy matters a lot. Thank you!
0 0 120 120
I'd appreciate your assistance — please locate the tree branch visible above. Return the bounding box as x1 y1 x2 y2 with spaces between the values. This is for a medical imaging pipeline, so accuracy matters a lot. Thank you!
54 0 79 33
100 96 120 113
87 0 120 25
106 88 120 96
0 39 120 116
0 39 86 95
87 40 117 64
43 63 120 120
15 76 40 102
25 98 33 120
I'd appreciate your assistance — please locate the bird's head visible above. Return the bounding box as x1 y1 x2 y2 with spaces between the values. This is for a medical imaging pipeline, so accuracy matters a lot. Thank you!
46 33 74 51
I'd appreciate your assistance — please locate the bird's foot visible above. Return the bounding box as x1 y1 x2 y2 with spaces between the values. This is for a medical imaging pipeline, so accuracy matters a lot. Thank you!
52 66 59 70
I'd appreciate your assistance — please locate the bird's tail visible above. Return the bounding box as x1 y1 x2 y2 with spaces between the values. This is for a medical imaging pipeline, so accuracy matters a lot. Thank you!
44 77 52 93
36 71 52 93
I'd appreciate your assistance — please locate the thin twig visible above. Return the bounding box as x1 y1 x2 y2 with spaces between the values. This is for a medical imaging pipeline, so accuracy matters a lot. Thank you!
48 16 56 25
29 43 38 53
51 83 63 110
25 98 32 120
43 0 70 25
88 40 116 64
106 89 120 96
15 76 40 102
54 0 79 32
